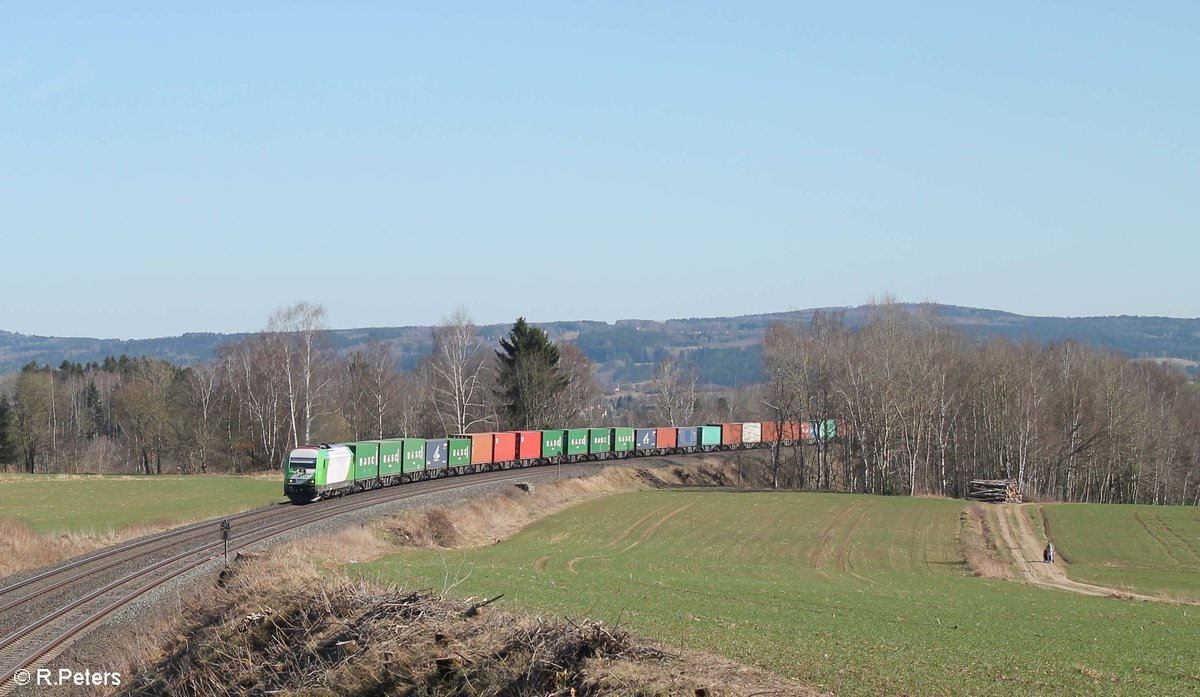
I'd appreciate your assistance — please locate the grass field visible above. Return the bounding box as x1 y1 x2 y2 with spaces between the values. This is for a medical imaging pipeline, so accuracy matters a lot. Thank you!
0 473 284 534
1039 503 1200 601
361 491 1200 696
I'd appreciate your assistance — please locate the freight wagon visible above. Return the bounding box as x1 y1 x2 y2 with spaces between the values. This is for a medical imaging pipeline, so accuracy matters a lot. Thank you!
284 418 842 502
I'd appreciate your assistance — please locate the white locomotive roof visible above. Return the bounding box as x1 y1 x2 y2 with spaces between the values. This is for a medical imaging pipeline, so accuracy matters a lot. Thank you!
290 445 352 458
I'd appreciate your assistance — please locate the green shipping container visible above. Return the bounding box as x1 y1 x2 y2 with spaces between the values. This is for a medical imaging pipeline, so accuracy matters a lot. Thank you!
699 426 722 446
402 439 426 473
566 429 589 456
541 430 565 458
613 427 634 452
379 439 405 476
818 419 837 440
589 428 612 454
349 441 379 481
449 438 471 466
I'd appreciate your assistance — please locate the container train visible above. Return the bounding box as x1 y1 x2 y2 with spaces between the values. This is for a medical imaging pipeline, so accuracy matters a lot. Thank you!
284 419 845 503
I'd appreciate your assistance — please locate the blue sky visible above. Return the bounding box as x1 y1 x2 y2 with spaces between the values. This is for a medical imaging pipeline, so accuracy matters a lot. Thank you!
2 3 1196 338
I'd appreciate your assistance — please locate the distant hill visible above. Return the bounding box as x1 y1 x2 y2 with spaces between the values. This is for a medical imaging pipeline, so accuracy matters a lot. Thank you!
2 305 1198 386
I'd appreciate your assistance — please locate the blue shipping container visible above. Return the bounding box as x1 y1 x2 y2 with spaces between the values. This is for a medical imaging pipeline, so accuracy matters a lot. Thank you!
425 438 449 470
677 427 700 447
635 428 657 449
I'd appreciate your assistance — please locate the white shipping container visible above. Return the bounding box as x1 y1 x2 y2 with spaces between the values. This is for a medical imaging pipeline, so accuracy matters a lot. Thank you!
741 422 762 443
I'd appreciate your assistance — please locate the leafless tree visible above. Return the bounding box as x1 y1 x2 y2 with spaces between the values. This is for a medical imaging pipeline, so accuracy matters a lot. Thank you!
341 341 405 439
266 302 332 447
428 310 491 434
651 355 698 426
222 334 291 469
551 343 604 427
12 369 53 472
183 362 221 472
762 324 801 489
111 359 176 474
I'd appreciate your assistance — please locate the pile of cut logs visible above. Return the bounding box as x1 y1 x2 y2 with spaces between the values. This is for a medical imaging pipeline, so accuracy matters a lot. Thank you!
966 478 1022 503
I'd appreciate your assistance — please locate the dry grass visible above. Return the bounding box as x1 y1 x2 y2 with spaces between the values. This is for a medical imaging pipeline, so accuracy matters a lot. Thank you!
298 523 396 562
0 517 230 579
0 518 154 577
380 458 737 550
958 503 1013 580
107 524 815 696
0 518 96 576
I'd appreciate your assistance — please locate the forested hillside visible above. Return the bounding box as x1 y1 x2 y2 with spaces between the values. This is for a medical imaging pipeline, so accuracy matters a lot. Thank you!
3 305 1198 386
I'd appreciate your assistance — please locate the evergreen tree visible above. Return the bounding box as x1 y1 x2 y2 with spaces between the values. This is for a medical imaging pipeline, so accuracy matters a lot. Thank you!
0 396 16 465
85 379 104 436
494 317 567 429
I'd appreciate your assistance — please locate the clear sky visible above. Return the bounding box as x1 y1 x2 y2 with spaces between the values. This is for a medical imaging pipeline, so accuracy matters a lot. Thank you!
2 3 1197 339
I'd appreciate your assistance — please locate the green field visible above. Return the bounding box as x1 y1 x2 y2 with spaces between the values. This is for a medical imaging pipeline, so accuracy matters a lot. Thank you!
0 474 284 534
362 491 1200 696
1040 503 1200 601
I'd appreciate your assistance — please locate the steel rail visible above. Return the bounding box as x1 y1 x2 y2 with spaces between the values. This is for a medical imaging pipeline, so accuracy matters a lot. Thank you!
0 463 597 689
0 505 294 615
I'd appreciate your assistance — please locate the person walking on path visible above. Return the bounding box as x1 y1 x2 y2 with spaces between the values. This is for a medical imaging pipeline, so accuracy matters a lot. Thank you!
1048 542 1055 563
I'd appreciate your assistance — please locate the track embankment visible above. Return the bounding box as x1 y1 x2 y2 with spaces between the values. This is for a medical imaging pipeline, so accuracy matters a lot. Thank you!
990 504 1162 602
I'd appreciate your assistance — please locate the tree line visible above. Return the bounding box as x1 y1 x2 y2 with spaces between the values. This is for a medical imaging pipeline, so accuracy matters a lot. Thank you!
0 306 614 475
2 301 1196 506
760 303 1200 505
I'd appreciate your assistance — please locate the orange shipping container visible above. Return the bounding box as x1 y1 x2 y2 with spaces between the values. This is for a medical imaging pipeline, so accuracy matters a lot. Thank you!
761 421 777 442
459 433 493 465
720 423 743 445
656 427 677 448
762 421 801 442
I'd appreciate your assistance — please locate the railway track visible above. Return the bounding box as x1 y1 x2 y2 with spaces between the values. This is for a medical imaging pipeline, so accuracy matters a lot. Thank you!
0 462 603 693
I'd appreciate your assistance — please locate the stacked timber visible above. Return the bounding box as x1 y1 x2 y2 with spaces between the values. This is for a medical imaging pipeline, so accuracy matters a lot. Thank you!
966 479 1022 503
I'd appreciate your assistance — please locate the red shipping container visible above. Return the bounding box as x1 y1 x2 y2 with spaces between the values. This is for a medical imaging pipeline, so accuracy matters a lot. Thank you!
493 432 517 463
517 431 542 459
656 427 677 448
459 433 493 465
720 423 743 445
801 422 814 441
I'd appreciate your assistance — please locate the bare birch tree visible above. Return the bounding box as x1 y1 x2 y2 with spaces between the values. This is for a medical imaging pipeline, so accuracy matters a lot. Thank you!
182 362 221 473
428 310 491 434
651 355 698 426
267 302 332 447
762 324 804 489
342 341 405 439
222 335 290 468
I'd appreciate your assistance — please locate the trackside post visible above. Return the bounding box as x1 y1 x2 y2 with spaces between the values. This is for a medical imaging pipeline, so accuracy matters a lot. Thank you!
220 519 231 567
